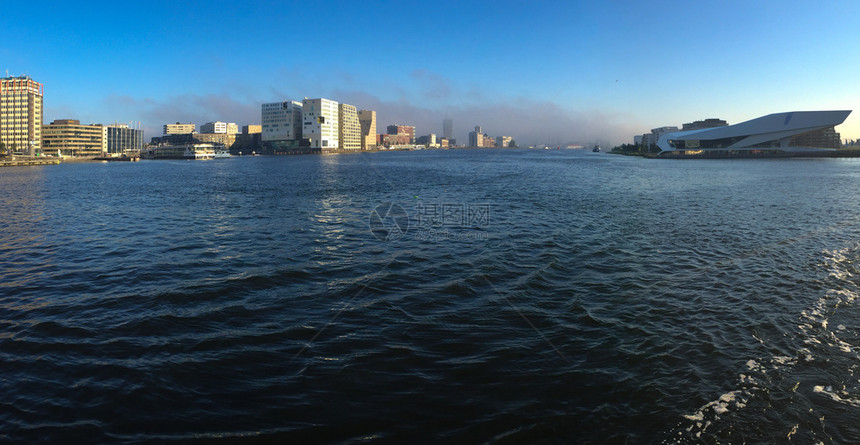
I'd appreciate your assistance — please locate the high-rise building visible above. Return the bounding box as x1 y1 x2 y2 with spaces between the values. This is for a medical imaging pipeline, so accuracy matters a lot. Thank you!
443 118 453 140
338 103 361 151
262 101 303 142
1 75 43 155
358 110 377 150
42 119 104 157
302 98 339 151
105 124 144 154
164 122 195 135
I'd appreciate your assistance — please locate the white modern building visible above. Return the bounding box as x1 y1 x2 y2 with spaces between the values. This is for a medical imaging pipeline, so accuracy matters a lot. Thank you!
262 100 303 142
657 110 851 156
302 98 339 151
200 121 238 134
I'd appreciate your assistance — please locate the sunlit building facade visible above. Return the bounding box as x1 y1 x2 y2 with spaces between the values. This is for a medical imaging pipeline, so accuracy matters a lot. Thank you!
42 119 104 157
302 98 339 152
1 75 43 155
359 110 377 150
338 103 361 151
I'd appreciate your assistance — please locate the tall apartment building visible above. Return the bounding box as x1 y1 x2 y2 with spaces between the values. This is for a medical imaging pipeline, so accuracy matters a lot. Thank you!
262 101 303 142
338 103 361 151
302 98 339 151
1 75 43 155
164 122 195 135
443 118 453 140
105 124 144 154
200 121 238 134
42 119 104 157
358 110 377 150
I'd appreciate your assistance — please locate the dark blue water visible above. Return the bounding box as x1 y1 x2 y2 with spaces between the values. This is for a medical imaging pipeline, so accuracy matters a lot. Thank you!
3 150 860 443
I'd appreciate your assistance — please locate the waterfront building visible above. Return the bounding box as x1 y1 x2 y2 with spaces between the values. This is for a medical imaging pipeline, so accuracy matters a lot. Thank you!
338 103 361 151
1 75 43 155
164 122 195 135
682 118 728 131
196 132 237 149
235 125 262 153
42 119 104 157
468 126 483 147
358 110 377 150
387 124 415 143
200 121 238 134
657 110 851 156
380 133 411 147
302 98 339 152
443 118 453 140
496 136 513 148
105 124 144 154
262 100 303 143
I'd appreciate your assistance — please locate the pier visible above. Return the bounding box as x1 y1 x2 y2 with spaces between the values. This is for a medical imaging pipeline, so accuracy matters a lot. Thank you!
0 158 61 167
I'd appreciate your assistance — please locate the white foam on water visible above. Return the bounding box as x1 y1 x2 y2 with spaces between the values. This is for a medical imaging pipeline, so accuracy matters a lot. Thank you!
666 245 860 443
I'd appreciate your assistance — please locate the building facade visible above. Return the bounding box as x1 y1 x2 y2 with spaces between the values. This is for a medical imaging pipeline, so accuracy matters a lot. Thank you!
358 110 377 150
443 118 453 140
338 103 361 151
105 124 144 154
199 121 238 134
302 98 339 151
262 101 303 142
164 122 195 135
387 124 415 143
1 75 43 155
42 119 104 157
468 126 483 147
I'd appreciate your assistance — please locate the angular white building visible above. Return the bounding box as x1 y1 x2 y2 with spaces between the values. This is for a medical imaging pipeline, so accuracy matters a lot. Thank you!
302 98 339 151
657 110 851 156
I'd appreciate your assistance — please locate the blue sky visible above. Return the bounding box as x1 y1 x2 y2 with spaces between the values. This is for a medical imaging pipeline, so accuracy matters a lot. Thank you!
4 0 860 146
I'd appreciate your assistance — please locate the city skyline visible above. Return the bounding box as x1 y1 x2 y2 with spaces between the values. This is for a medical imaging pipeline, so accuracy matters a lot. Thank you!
5 0 860 146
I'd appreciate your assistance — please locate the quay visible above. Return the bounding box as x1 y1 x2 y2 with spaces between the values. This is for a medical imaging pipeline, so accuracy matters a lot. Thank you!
0 157 61 167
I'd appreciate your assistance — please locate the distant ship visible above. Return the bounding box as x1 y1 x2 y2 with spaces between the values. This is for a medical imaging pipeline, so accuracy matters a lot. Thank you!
592 145 601 152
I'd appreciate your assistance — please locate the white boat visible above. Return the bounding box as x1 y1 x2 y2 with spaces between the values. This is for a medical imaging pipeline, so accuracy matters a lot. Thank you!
144 143 222 160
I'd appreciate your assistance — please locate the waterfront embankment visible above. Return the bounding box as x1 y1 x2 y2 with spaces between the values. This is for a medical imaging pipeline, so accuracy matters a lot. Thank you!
0 157 61 167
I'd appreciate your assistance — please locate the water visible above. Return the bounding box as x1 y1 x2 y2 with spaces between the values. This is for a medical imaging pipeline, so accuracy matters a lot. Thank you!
3 150 860 443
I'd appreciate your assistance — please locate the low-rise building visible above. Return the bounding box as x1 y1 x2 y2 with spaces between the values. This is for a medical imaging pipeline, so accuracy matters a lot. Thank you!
200 121 238 135
42 119 104 157
164 122 195 135
105 124 144 154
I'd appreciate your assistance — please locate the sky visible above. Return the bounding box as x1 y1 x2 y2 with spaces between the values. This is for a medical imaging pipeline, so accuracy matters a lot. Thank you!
4 0 860 147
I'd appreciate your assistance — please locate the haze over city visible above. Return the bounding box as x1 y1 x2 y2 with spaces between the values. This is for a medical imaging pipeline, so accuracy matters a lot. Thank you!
5 0 860 146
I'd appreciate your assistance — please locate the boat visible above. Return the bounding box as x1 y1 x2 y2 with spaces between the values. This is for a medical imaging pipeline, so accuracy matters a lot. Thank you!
592 145 601 152
143 143 222 160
